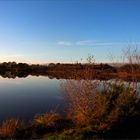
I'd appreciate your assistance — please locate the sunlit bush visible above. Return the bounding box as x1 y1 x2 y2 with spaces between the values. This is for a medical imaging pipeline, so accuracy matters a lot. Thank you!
33 111 60 128
63 62 140 132
0 119 22 138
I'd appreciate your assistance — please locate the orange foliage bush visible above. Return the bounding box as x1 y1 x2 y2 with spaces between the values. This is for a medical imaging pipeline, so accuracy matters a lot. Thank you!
62 59 140 132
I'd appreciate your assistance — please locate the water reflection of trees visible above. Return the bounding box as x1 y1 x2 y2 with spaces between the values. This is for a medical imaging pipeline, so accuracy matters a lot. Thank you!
0 62 140 81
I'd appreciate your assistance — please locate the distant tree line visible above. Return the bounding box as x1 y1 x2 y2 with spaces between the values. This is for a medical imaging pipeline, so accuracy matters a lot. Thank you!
0 62 140 80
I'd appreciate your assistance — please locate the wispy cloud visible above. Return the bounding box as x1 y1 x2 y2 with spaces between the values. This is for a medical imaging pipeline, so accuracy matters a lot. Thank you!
57 40 140 47
57 41 72 46
76 40 98 46
76 41 126 46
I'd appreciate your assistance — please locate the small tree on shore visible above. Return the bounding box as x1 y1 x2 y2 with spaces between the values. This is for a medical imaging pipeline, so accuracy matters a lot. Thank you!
62 55 140 132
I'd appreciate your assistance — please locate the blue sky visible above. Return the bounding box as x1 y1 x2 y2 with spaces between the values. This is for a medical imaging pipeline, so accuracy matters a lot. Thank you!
0 0 140 64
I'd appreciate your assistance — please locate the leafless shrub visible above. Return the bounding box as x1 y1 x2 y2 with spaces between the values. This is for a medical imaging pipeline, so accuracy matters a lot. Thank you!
62 56 140 132
122 44 140 88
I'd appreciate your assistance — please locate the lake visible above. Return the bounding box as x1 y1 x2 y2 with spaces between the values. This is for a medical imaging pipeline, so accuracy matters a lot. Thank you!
0 75 65 121
0 75 140 122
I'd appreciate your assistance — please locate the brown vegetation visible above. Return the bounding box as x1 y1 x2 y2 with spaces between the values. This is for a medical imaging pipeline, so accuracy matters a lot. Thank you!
0 61 140 81
0 47 140 139
34 111 60 128
0 119 22 138
63 73 139 131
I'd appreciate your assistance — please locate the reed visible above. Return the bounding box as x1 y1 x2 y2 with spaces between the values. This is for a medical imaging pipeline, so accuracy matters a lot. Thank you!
0 119 22 138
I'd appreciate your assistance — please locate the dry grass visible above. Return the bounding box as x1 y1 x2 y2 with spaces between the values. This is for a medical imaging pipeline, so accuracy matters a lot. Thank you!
33 111 60 128
0 119 22 138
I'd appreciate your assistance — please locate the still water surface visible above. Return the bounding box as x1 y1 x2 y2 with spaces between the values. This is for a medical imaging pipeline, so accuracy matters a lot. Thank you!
0 76 65 121
0 75 140 121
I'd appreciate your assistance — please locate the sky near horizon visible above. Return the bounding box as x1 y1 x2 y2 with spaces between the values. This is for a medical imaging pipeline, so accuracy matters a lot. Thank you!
0 0 140 64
